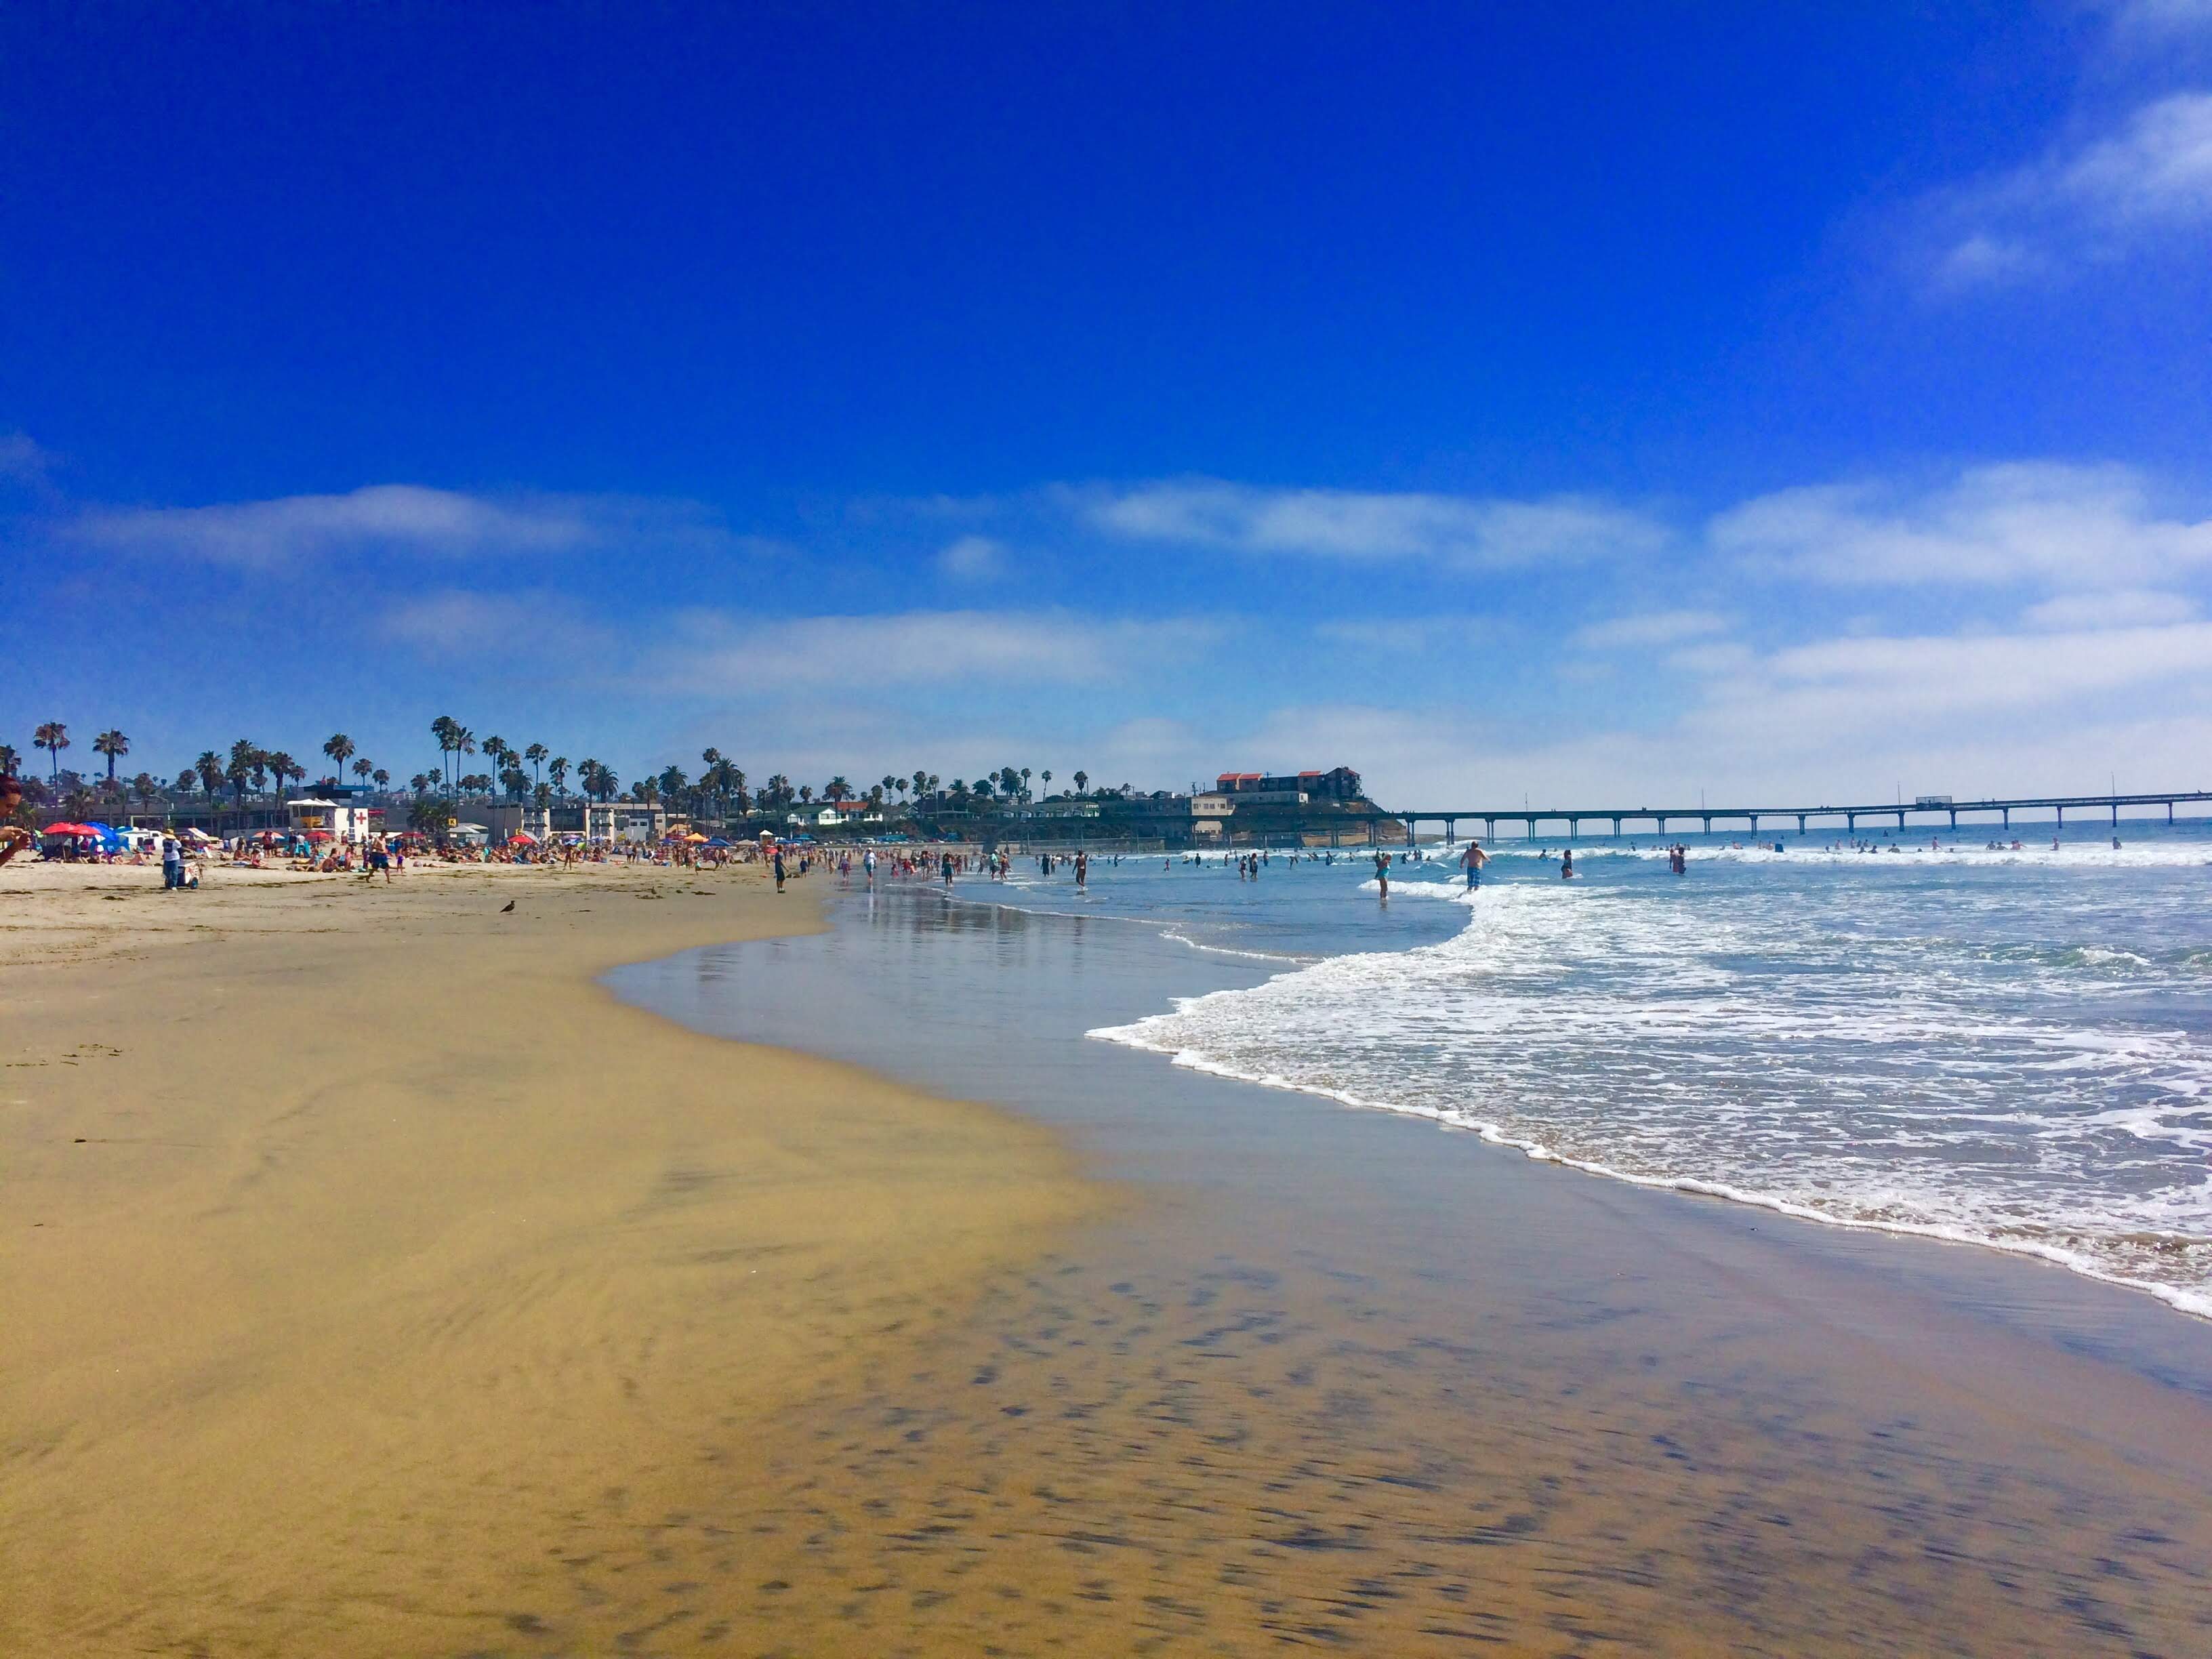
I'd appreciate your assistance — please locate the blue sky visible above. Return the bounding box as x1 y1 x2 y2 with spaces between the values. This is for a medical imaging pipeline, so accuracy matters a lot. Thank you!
7 1 2211 806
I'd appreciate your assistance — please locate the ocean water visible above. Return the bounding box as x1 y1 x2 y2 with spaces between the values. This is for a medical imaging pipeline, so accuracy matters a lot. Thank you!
981 826 2212 1318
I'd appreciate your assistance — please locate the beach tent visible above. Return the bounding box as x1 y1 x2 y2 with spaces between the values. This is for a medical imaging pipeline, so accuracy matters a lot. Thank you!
704 837 732 847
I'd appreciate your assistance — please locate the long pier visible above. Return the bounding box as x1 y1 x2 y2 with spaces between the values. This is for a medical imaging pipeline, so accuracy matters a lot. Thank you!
1362 791 2212 844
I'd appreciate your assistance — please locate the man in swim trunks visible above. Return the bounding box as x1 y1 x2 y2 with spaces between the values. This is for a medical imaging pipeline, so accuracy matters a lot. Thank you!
1461 840 1489 889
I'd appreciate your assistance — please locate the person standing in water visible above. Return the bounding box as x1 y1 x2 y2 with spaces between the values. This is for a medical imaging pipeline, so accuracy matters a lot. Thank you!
1373 848 1390 897
1461 840 1489 890
1561 848 1575 880
1075 849 1088 889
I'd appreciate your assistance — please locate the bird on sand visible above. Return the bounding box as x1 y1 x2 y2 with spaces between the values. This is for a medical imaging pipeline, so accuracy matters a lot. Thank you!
500 899 515 913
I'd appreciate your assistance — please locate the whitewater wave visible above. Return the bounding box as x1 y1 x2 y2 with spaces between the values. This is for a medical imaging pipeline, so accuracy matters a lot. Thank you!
1090 879 2212 1319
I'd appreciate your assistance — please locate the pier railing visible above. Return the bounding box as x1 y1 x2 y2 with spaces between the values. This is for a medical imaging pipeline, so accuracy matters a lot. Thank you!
1351 791 2212 844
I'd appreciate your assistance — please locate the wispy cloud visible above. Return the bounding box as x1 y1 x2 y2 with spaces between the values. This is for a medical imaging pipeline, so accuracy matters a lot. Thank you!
1088 479 1666 569
937 534 1006 581
2022 588 2198 628
380 597 1223 694
1570 609 1729 651
1711 462 2212 589
72 484 731 570
1313 614 1506 653
1917 91 2212 287
665 609 1218 689
0 431 55 486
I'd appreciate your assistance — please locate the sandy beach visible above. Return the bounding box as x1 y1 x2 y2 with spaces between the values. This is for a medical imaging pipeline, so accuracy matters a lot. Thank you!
1 859 1098 1654
10 856 2212 1656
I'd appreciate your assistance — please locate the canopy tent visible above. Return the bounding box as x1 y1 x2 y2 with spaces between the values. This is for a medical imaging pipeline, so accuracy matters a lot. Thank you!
684 832 710 842
704 837 732 847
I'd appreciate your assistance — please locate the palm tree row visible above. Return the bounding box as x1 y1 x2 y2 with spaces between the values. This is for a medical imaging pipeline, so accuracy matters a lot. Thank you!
6 716 1121 832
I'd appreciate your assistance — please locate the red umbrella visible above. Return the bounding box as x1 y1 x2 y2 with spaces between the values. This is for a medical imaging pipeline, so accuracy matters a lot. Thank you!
508 831 539 844
42 822 93 836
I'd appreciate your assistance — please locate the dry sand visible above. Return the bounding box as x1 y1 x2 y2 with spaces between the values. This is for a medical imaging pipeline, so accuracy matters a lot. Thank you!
1 858 1099 1655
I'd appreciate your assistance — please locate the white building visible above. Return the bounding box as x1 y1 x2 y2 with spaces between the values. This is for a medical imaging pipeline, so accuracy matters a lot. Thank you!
582 800 668 844
286 797 386 842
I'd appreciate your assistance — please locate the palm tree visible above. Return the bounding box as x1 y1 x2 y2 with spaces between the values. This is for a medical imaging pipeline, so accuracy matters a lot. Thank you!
225 740 259 823
453 728 477 793
634 776 659 806
430 716 460 790
549 756 570 796
926 773 939 798
196 750 224 800
408 773 430 796
1021 766 1032 801
1040 769 1052 796
93 729 129 781
525 743 548 790
371 769 389 791
825 775 853 803
131 771 159 810
265 751 301 804
0 744 18 777
911 769 928 799
1073 770 1088 795
323 733 354 779
33 722 68 782
798 783 814 805
353 758 373 790
175 767 199 799
659 764 687 802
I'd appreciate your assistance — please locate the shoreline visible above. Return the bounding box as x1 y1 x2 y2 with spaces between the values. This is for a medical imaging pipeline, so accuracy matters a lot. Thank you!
2 859 1105 1656
608 882 2212 1655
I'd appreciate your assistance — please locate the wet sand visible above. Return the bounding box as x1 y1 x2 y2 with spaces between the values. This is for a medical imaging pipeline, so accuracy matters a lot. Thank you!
603 887 2212 1656
1 860 1097 1655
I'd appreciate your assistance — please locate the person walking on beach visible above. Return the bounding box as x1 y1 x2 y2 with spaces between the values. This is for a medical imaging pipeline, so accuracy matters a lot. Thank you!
941 851 956 890
1461 840 1488 890
161 834 182 890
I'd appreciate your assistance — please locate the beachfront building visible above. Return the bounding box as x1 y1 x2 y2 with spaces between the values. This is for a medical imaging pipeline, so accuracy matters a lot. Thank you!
582 799 668 844
1214 766 1363 802
285 796 386 844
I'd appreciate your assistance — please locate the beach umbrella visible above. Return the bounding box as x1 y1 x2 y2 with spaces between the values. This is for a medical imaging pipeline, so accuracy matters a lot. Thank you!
705 837 731 847
508 830 539 844
684 832 709 842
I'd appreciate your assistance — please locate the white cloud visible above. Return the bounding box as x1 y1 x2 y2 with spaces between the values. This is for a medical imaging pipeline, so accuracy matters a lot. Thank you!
1921 91 2212 287
1571 609 1729 651
2022 588 2198 628
71 484 728 569
1089 479 1666 569
938 534 1005 581
1711 462 2212 588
